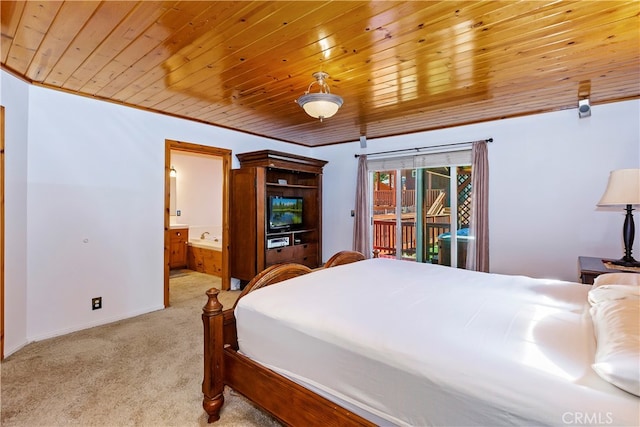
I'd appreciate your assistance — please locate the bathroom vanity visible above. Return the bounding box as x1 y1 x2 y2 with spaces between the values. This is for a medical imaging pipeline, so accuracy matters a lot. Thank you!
169 225 189 269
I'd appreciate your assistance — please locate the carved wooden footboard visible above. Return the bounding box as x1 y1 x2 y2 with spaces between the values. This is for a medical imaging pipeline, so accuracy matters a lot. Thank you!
323 250 366 268
202 251 374 425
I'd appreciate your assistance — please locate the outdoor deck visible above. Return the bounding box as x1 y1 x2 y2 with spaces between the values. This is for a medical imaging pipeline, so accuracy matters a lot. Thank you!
372 213 451 262
371 172 471 265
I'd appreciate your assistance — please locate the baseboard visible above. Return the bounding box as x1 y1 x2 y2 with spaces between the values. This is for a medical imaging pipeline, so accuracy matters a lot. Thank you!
4 340 29 358
26 304 165 345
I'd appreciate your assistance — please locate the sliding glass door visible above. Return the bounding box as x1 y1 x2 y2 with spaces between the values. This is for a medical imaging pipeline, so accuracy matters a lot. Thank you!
370 161 472 267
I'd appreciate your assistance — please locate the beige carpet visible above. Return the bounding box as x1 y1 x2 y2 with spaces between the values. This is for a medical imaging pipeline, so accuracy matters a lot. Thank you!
1 270 282 427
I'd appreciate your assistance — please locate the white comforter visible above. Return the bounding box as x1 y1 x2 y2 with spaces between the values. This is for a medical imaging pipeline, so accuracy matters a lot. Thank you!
235 258 639 426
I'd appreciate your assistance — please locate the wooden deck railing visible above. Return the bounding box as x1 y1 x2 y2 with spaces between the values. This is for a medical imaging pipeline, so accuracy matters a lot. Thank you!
424 222 450 261
372 187 451 260
373 189 442 209
373 218 450 261
373 189 417 208
373 218 416 257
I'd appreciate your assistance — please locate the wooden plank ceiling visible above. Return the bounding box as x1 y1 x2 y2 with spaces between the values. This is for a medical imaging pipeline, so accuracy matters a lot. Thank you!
2 1 639 147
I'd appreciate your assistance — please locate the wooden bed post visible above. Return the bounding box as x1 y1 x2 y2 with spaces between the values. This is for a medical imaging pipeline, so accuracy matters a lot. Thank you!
202 288 225 422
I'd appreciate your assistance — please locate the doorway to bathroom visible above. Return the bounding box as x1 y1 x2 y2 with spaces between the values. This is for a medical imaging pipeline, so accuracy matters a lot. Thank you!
164 140 231 307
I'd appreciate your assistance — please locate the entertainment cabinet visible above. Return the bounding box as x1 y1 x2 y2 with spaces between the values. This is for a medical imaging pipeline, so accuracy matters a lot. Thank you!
230 150 327 282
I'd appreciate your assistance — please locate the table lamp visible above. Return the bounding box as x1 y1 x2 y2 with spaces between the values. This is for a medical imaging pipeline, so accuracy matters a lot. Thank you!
598 168 640 267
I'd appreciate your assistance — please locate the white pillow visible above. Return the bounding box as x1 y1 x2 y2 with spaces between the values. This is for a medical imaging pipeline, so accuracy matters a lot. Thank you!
593 272 640 288
590 298 640 396
588 284 640 306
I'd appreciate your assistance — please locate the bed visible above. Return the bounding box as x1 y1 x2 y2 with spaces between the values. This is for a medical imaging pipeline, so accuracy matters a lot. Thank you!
202 251 639 426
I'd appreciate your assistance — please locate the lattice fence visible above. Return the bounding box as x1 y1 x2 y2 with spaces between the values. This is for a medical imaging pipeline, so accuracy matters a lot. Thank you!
457 167 472 228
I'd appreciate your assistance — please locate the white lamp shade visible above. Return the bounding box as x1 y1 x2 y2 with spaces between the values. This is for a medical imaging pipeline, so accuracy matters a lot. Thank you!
598 168 640 206
297 93 343 119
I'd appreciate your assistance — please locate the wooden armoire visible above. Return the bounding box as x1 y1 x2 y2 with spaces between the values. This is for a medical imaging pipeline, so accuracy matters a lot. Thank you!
230 150 327 283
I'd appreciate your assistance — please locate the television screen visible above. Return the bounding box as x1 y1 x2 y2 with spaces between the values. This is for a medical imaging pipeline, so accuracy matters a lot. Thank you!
268 196 303 231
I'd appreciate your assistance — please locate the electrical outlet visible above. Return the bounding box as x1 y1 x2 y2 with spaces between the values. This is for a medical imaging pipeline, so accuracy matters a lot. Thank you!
176 210 181 216
92 297 102 310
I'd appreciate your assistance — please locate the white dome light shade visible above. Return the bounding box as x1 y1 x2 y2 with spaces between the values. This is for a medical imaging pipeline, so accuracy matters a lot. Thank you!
296 71 343 121
297 93 343 120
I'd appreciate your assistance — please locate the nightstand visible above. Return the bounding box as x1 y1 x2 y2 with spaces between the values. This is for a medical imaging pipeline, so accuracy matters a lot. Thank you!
578 256 624 284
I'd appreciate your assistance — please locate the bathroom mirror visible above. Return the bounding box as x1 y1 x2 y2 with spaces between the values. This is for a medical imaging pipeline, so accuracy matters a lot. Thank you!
170 176 177 215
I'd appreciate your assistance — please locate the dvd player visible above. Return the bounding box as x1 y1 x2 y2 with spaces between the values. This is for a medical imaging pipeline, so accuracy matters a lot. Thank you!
267 236 290 249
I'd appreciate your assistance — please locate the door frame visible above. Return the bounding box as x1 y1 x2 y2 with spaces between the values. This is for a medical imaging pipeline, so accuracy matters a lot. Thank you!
1 106 5 359
164 139 231 307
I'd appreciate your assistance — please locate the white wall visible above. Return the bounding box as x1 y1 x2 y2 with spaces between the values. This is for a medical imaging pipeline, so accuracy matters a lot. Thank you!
1 69 310 355
170 151 223 232
317 100 640 282
1 71 30 355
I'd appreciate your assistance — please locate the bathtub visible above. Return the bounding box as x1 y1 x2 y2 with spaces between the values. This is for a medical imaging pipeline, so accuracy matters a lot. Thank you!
187 236 223 277
189 237 222 251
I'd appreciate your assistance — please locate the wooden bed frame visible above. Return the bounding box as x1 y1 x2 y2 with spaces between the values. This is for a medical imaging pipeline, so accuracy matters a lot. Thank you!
201 250 375 426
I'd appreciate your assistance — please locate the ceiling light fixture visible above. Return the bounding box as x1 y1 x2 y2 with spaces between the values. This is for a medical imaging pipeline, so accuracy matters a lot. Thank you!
296 71 343 122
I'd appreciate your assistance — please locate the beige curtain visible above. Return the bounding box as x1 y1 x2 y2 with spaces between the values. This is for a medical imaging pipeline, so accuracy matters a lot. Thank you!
353 155 371 258
466 141 489 272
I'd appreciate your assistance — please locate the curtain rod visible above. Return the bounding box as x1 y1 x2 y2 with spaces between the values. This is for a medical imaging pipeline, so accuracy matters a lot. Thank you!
354 137 493 158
